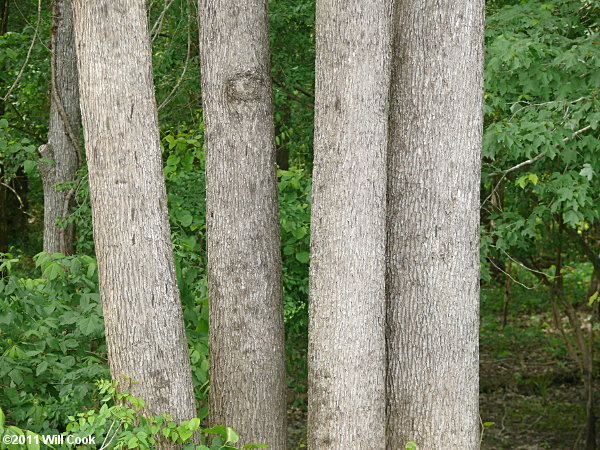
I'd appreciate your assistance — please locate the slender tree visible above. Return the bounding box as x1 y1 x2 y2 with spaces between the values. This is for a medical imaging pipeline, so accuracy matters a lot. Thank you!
307 0 392 448
71 0 197 425
198 1 287 447
39 0 80 255
385 1 485 448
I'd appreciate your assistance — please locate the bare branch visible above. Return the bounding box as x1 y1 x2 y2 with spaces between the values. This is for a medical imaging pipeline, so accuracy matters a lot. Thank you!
0 0 42 101
481 125 593 209
7 103 44 141
150 0 176 42
494 246 549 276
0 180 34 218
158 0 192 111
487 257 538 290
272 79 314 109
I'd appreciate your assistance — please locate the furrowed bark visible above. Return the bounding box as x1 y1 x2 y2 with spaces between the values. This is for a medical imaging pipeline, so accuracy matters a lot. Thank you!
72 0 197 428
199 1 287 447
308 0 392 448
386 1 485 447
39 0 80 255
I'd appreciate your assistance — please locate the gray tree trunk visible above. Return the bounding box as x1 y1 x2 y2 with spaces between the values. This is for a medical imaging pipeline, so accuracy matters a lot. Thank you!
386 1 485 448
72 0 197 426
39 0 80 256
198 1 287 448
307 0 392 448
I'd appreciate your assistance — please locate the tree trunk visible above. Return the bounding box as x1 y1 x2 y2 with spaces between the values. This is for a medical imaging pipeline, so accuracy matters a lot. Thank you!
307 0 392 448
502 261 512 329
39 0 80 255
198 1 287 448
72 0 197 426
386 1 484 448
585 366 596 449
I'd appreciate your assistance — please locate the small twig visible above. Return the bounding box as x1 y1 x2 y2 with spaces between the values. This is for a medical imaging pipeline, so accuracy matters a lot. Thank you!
0 0 42 101
487 257 538 290
0 180 34 218
272 79 314 108
7 103 44 141
158 0 192 111
493 246 549 277
99 420 121 450
567 124 592 140
481 124 593 209
150 0 176 42
508 96 587 119
488 151 548 179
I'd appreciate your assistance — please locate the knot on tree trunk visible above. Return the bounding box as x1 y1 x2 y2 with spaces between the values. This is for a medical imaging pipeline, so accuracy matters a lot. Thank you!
226 70 266 103
38 144 56 180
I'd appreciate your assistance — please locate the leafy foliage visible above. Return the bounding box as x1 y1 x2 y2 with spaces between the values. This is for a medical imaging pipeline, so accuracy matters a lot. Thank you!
0 253 106 434
482 0 599 267
0 380 266 449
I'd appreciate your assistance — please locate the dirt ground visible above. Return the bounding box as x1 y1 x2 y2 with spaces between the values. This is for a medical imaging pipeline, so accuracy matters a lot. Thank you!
285 331 599 449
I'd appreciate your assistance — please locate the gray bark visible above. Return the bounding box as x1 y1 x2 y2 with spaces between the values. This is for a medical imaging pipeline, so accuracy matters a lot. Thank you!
72 0 197 426
386 1 485 448
39 0 80 256
307 0 392 448
199 1 286 448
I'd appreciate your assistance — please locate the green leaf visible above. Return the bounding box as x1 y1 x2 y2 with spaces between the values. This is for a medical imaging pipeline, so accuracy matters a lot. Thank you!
177 211 193 227
39 157 56 166
483 422 495 427
8 368 23 385
588 291 599 306
177 426 193 441
292 227 307 239
43 262 63 280
580 164 594 181
23 160 37 174
295 251 309 264
187 418 200 431
528 173 538 185
87 261 97 279
36 360 49 376
224 427 238 443
242 445 269 449
78 315 103 336
563 209 583 227
202 425 226 436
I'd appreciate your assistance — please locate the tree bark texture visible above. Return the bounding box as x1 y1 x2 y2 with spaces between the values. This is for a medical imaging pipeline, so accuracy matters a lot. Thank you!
199 1 287 448
39 0 80 256
386 1 484 448
72 0 197 424
307 0 392 448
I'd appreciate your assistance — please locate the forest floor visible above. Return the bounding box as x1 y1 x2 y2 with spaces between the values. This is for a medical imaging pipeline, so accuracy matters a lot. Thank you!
285 310 600 449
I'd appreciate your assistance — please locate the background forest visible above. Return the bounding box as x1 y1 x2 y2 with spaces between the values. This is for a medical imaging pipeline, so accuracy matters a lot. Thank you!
0 0 599 448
